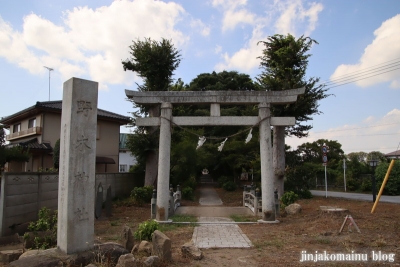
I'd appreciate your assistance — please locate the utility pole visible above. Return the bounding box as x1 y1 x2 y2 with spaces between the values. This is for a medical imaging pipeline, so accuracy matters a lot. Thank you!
43 66 54 101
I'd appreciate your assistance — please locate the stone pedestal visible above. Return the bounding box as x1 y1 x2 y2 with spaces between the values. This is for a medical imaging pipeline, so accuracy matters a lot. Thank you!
57 77 98 254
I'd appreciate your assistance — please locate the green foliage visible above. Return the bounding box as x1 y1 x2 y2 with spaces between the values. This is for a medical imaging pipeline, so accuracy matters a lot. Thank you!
0 125 5 147
257 34 330 138
130 186 153 206
189 70 257 92
281 191 299 207
123 37 181 92
360 177 372 192
296 139 345 169
53 139 60 169
0 145 30 170
134 220 159 241
217 176 230 187
182 175 197 190
24 207 57 249
182 186 194 200
222 181 237 191
38 167 58 172
346 177 360 191
375 160 400 195
123 38 181 186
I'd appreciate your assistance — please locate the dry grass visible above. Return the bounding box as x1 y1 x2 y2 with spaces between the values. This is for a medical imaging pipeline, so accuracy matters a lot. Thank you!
94 189 400 266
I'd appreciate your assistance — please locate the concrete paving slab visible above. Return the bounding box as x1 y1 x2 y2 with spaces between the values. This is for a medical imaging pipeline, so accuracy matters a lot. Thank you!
175 206 253 217
192 217 252 249
199 187 223 206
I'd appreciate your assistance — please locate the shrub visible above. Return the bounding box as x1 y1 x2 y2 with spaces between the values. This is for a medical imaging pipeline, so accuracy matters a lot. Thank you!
23 207 57 249
346 177 360 191
217 176 229 188
376 161 400 195
183 175 197 190
281 191 298 208
134 220 159 241
222 181 237 191
182 186 194 200
297 189 313 199
360 178 372 192
131 186 153 206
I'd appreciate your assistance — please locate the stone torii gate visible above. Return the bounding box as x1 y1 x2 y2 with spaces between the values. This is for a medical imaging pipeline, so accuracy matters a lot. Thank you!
126 88 305 222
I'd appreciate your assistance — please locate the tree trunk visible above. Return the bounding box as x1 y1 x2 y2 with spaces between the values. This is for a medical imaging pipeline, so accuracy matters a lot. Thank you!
144 105 160 187
273 126 286 198
144 151 159 186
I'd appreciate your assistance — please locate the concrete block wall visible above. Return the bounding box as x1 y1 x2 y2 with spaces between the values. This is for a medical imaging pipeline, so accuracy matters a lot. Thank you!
0 172 136 237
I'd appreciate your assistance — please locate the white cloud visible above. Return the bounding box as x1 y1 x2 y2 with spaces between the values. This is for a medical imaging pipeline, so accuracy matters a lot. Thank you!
0 0 189 89
331 14 400 89
212 0 248 11
286 109 400 154
213 0 323 73
222 9 255 32
212 0 255 32
273 0 323 36
215 45 222 54
190 18 210 36
215 26 265 72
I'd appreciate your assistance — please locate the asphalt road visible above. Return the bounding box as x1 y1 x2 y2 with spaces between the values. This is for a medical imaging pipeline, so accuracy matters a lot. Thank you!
310 190 400 204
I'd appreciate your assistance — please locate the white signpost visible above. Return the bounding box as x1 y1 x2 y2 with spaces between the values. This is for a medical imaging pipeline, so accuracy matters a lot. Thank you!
322 143 328 198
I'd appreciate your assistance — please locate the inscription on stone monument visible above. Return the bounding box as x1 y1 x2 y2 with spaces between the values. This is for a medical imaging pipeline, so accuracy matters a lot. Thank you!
57 77 98 254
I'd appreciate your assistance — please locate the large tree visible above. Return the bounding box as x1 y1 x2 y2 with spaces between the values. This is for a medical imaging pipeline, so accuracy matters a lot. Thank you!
177 71 260 183
285 139 344 196
123 38 181 186
257 34 330 196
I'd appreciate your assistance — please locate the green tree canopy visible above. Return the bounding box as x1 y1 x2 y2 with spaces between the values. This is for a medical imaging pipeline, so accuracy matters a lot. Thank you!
123 37 181 92
123 38 182 186
257 33 330 137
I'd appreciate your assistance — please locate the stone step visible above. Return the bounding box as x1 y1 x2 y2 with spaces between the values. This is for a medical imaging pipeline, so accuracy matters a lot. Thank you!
0 249 23 264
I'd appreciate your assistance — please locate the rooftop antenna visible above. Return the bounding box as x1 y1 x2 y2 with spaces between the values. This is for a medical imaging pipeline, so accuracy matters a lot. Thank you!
43 66 54 101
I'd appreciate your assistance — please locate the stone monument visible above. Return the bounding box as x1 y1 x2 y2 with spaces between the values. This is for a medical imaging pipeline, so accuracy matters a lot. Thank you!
57 77 98 254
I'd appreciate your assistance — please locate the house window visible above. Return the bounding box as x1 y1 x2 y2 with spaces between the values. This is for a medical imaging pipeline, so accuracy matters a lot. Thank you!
28 118 36 128
119 164 127 172
13 123 21 133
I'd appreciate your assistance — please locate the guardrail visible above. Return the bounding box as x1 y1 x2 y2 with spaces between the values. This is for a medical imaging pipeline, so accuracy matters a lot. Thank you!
6 126 42 141
243 185 280 217
243 185 261 216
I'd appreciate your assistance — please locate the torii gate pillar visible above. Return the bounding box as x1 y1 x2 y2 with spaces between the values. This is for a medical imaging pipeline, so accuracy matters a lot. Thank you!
258 103 276 222
156 102 172 221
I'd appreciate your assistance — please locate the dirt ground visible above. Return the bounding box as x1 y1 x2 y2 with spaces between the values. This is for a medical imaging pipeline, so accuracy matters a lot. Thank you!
2 187 399 266
93 187 400 267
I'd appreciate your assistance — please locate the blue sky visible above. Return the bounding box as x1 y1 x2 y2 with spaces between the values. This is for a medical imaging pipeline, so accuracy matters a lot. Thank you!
0 0 399 155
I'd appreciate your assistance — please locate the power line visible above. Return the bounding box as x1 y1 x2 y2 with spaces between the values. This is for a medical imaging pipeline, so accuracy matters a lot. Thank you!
312 122 400 133
325 66 400 89
319 57 400 85
324 133 399 138
324 62 400 87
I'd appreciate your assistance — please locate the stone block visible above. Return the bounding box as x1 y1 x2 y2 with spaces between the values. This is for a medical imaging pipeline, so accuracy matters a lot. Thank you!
121 225 134 252
285 203 302 214
143 255 159 266
116 253 137 267
151 230 171 261
181 241 203 260
138 241 152 255
0 249 23 263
